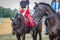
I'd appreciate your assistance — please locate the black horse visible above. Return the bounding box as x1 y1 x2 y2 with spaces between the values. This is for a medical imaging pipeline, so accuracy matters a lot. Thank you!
34 2 60 40
10 12 42 40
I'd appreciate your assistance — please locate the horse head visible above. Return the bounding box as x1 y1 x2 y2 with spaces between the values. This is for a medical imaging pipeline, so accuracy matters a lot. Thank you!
34 2 46 19
34 2 56 18
10 13 24 35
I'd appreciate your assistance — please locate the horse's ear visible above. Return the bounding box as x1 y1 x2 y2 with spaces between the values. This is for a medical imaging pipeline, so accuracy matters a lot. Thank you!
10 17 14 21
34 2 38 7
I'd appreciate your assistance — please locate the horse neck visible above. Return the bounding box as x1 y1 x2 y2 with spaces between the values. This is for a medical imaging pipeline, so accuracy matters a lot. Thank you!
41 5 56 17
43 5 60 24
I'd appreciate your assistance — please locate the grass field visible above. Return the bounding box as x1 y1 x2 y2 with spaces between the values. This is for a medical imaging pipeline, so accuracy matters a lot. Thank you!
0 34 49 40
0 18 49 40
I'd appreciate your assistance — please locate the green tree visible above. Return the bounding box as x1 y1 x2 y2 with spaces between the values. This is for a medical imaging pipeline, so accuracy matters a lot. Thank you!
0 7 18 18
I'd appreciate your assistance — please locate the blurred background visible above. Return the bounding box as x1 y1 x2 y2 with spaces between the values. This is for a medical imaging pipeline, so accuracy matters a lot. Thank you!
0 0 51 40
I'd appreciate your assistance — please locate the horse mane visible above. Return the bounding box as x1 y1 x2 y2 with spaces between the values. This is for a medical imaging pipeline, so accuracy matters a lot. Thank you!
38 2 56 13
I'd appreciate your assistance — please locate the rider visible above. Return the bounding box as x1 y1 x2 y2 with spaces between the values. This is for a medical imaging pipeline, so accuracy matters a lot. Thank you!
56 0 60 13
19 0 34 27
51 0 60 18
52 0 60 13
51 0 56 11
